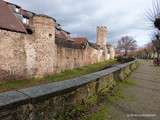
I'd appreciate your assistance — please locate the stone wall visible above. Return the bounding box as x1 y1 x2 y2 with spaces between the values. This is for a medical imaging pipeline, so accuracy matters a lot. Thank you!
0 14 115 81
56 45 111 73
0 27 110 81
31 15 57 77
0 29 27 82
56 46 85 72
0 15 58 81
0 60 138 120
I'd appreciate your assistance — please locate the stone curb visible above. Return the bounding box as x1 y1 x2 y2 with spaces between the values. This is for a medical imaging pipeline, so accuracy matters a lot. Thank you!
0 60 137 109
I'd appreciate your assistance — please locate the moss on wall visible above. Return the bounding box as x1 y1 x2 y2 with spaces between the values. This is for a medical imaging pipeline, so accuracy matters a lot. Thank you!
0 61 139 120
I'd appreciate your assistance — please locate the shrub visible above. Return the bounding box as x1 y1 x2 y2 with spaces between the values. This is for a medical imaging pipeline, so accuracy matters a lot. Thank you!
116 56 135 63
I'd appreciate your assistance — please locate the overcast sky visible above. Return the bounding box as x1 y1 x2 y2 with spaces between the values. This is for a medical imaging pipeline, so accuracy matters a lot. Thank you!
8 0 156 47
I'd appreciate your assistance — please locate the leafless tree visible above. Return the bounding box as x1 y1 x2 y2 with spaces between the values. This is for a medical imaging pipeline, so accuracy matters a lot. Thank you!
152 32 160 58
146 0 160 30
146 0 160 58
144 42 155 58
117 36 137 56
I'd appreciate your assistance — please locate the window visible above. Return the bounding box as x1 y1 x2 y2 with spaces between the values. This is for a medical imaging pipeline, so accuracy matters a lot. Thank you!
49 34 52 38
15 7 20 13
22 18 29 25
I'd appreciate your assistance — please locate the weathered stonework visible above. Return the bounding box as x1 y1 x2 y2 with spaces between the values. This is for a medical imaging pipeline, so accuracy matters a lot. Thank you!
0 14 115 81
0 30 27 82
31 15 57 77
0 60 138 120
96 26 107 48
0 1 116 81
24 35 36 77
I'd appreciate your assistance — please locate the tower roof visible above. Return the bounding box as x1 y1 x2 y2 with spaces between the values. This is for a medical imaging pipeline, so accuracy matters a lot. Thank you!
0 0 27 33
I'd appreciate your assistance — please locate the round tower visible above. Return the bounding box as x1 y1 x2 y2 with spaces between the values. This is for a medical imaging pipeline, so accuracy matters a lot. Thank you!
96 26 107 48
31 14 57 77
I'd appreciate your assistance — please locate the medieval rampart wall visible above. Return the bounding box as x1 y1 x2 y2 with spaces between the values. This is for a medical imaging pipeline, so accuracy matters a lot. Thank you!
0 15 114 81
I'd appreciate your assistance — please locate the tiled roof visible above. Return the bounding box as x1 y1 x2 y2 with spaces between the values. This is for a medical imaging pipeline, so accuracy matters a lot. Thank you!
0 0 27 33
55 38 79 49
55 29 71 40
72 37 88 44
0 1 99 50
55 37 87 49
56 31 68 39
5 1 21 8
0 1 56 34
21 9 35 18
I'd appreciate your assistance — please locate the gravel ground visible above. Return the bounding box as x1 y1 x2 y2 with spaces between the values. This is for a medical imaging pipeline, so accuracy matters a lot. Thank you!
106 60 160 120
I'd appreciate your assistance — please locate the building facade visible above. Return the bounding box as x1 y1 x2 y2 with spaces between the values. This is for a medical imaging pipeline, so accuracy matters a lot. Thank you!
0 0 115 81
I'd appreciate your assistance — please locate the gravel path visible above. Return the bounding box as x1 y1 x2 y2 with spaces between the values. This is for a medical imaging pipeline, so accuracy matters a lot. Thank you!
107 60 160 120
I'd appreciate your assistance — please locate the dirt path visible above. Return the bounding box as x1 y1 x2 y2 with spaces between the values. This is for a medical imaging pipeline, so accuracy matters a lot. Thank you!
105 60 160 120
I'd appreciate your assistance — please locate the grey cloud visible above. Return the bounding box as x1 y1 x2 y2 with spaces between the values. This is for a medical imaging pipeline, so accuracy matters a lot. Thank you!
9 0 154 46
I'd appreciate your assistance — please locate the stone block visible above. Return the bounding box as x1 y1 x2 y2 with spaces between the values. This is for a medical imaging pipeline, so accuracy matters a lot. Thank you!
97 74 115 93
0 91 29 109
0 61 138 120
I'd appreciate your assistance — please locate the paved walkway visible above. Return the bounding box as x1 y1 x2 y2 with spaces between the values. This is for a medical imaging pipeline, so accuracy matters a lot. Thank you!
107 60 160 120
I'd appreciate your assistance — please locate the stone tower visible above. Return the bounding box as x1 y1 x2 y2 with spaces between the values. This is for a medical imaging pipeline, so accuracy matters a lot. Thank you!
96 26 107 48
31 15 57 77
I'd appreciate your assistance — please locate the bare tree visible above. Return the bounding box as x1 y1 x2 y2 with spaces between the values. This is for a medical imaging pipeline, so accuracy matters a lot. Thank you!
144 42 155 58
146 0 160 58
117 36 137 56
146 0 160 30
152 33 160 58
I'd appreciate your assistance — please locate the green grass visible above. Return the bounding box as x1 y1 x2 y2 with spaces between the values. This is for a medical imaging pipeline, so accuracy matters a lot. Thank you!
0 60 117 93
83 79 136 120
107 79 136 103
84 106 109 120
45 60 116 82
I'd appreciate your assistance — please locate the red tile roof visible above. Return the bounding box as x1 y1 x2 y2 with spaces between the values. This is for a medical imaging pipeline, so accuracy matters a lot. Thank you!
72 37 88 44
56 30 70 39
0 0 27 33
21 9 35 19
55 38 84 49
5 1 21 8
